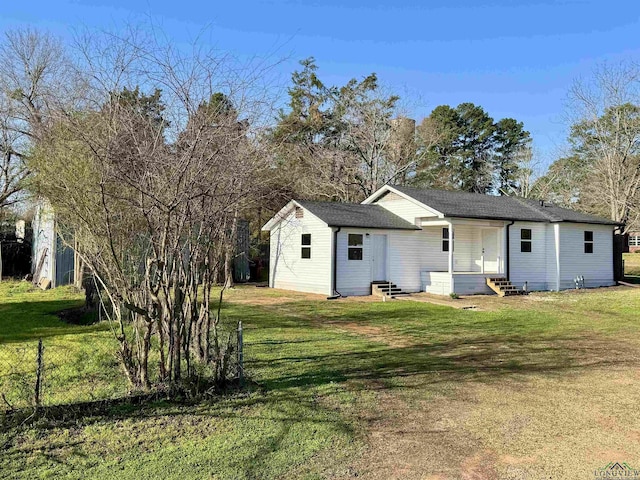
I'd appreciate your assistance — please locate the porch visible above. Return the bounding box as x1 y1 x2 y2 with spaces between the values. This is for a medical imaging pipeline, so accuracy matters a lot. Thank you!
419 218 508 295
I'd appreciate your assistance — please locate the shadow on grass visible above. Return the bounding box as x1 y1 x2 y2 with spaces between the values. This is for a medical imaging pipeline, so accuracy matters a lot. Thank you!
3 291 637 460
228 299 638 394
248 334 633 392
0 298 107 344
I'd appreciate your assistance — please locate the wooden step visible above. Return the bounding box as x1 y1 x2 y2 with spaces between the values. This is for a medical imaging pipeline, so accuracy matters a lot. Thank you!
371 281 409 299
486 277 524 297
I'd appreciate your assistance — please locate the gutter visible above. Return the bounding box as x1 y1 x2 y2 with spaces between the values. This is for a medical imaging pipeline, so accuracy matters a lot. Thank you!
328 227 342 300
505 220 515 280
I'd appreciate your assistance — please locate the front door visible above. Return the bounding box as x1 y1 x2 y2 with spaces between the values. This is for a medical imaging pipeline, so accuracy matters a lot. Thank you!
481 229 498 273
371 234 387 281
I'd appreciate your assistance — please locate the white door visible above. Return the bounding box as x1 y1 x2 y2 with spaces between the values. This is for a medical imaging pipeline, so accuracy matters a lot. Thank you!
481 229 498 273
371 234 387 281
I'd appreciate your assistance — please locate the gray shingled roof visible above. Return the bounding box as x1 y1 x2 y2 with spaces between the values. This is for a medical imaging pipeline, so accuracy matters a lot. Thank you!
390 185 620 225
297 201 420 230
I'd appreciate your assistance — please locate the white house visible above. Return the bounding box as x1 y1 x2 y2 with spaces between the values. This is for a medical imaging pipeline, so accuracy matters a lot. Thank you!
262 185 621 297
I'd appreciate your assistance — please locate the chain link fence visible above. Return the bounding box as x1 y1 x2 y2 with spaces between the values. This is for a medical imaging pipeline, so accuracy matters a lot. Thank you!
0 321 245 414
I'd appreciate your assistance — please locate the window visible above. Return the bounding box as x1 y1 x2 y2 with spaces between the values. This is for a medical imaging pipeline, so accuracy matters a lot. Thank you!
442 227 450 252
520 228 532 253
630 235 640 247
301 233 311 259
584 231 593 254
348 234 363 260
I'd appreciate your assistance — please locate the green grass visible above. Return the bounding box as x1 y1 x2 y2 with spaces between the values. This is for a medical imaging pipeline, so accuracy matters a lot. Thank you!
0 282 124 408
1 282 640 478
624 252 640 279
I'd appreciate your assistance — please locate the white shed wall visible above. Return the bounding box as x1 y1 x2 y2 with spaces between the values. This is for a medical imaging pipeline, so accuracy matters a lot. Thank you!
269 208 332 295
32 202 55 283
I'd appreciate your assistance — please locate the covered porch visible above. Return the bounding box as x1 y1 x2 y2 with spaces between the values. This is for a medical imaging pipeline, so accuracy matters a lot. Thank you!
419 218 508 295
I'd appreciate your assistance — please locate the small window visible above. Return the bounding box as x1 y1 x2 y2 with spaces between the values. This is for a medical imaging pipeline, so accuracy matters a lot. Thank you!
348 234 363 261
301 233 311 258
295 207 304 218
584 231 594 254
520 229 532 253
631 235 640 247
442 227 450 252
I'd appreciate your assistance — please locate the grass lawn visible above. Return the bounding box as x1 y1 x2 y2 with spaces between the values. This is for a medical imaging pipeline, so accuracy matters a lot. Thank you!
1 281 640 479
624 252 640 279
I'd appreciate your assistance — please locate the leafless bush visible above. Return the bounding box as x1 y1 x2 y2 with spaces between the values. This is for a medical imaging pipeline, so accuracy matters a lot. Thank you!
29 28 274 392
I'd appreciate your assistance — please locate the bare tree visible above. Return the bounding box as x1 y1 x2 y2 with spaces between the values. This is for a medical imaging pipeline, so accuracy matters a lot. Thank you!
0 28 76 212
30 28 274 392
503 145 545 198
336 80 415 198
567 61 640 232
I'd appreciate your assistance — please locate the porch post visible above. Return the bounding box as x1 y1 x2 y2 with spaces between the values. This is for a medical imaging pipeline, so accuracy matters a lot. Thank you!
501 224 508 275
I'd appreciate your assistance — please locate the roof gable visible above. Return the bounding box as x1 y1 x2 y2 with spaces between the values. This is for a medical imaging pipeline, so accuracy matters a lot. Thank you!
296 201 421 230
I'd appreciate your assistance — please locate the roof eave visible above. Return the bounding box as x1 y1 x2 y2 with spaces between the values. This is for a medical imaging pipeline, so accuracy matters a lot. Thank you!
261 200 301 231
327 223 421 231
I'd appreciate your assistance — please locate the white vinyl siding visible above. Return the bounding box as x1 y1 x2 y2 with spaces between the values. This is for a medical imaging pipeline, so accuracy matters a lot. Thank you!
509 221 550 291
336 228 424 296
419 227 449 272
558 223 614 289
269 208 332 295
372 191 437 224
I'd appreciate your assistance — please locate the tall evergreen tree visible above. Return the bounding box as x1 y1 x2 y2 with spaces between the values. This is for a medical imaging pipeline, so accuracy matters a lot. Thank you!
493 118 531 194
415 103 530 194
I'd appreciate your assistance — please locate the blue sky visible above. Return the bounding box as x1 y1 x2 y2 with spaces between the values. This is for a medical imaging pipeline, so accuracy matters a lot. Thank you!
2 0 640 166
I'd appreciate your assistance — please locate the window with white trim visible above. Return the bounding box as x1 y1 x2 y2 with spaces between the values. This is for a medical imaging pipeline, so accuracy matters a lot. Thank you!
584 231 594 254
301 233 311 259
442 227 452 252
348 234 363 260
629 235 640 247
521 228 532 253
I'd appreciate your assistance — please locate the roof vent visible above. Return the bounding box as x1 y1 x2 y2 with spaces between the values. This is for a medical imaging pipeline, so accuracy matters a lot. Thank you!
295 207 304 218
539 200 545 207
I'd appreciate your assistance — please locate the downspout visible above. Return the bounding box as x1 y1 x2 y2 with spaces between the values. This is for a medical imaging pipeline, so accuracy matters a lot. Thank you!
328 227 342 299
505 220 515 280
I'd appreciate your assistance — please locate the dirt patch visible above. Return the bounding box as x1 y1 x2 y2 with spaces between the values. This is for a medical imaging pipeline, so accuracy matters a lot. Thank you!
402 285 638 312
461 451 499 480
343 353 640 479
227 287 328 305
